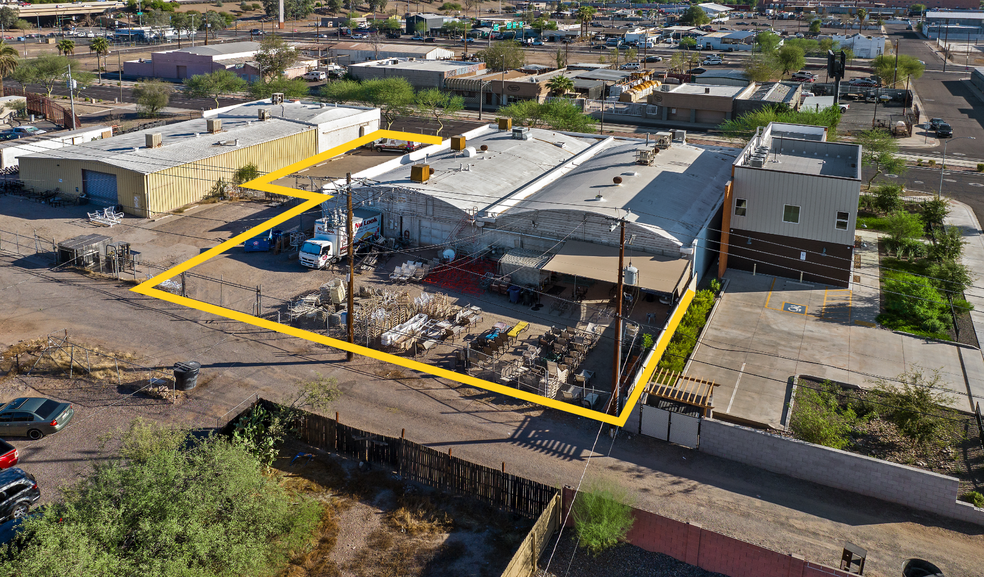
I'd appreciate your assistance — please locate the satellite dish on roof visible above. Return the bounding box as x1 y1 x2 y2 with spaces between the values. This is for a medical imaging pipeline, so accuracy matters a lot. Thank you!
443 248 456 262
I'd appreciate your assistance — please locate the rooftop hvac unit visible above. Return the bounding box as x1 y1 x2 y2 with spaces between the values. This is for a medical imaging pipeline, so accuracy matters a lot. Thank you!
451 134 466 151
497 117 512 131
672 129 686 144
206 118 222 134
258 109 271 121
145 132 162 149
271 92 284 105
749 156 765 168
410 164 431 183
512 127 531 140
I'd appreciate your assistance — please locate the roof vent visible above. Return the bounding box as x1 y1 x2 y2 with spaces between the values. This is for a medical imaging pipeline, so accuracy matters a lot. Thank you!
480 144 488 152
613 176 623 186
512 127 531 140
145 132 162 149
704 87 710 94
258 109 271 121
206 118 222 134
271 93 284 105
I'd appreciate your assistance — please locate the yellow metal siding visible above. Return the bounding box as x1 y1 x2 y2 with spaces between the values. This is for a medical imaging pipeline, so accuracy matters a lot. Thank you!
18 129 317 218
18 157 148 215
147 130 317 215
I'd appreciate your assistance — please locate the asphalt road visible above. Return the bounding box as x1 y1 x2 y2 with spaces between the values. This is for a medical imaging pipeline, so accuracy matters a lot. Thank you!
887 23 984 157
866 165 984 221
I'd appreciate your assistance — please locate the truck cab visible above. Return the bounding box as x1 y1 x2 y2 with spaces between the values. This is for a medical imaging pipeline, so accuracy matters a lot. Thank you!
299 239 334 269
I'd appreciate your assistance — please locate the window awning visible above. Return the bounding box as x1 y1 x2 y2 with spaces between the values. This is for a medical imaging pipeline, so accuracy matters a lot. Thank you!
543 240 691 296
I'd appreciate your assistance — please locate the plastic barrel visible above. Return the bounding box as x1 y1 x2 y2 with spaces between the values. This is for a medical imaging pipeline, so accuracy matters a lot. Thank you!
173 361 201 391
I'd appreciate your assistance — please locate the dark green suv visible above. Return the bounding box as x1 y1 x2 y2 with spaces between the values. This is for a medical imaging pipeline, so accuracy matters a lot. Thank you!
0 398 74 440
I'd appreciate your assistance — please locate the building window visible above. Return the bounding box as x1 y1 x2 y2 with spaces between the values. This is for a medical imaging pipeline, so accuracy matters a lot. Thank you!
734 198 747 217
835 211 850 230
782 205 800 224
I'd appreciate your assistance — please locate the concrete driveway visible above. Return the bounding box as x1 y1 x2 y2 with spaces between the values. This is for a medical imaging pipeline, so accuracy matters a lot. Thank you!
688 270 984 428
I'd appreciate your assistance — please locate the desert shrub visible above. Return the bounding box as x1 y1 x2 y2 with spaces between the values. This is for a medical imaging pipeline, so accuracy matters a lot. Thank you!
872 367 954 445
789 380 862 449
879 270 950 337
960 491 984 507
873 183 905 214
658 289 715 372
232 402 298 468
573 479 635 556
977 163 984 172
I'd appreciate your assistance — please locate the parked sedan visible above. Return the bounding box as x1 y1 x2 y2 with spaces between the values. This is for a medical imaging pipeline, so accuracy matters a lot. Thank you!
367 139 423 153
0 398 74 440
0 440 17 470
645 55 663 62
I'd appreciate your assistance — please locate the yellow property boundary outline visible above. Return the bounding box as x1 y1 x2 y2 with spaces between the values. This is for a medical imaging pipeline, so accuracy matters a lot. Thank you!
131 129 692 427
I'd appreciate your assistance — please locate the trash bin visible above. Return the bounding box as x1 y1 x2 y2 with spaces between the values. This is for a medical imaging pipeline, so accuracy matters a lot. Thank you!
173 361 201 391
903 559 944 577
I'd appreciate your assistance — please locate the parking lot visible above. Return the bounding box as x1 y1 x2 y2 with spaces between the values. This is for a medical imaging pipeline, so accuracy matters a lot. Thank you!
687 270 984 428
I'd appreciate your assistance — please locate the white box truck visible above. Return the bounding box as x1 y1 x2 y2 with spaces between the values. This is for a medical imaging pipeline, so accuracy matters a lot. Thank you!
299 208 383 269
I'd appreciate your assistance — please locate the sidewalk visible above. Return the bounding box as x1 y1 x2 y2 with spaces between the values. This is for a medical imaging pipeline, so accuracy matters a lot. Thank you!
945 199 984 410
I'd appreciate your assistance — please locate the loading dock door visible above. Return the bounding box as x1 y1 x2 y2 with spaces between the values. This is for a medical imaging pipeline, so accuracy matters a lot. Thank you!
82 170 119 207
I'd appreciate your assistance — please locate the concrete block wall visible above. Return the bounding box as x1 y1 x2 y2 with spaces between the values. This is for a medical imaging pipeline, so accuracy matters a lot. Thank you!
561 486 852 577
699 419 984 525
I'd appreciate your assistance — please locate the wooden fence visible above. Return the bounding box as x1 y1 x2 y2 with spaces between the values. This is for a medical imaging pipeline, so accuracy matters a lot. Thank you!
1 86 82 129
500 493 562 577
228 400 558 519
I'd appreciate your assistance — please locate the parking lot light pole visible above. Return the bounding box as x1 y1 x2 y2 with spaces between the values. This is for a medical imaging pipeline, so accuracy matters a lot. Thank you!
938 136 975 199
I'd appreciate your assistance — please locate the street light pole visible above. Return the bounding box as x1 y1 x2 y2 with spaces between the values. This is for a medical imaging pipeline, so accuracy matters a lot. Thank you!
938 136 976 199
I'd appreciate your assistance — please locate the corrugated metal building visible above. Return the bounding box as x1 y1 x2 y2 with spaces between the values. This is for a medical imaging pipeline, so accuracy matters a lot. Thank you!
348 125 738 296
720 122 862 287
19 100 379 217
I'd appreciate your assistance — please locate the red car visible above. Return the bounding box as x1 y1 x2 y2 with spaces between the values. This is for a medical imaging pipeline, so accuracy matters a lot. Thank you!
0 440 18 470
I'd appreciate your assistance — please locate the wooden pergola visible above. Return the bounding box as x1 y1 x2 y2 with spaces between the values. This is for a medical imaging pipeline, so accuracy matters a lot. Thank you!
645 367 719 417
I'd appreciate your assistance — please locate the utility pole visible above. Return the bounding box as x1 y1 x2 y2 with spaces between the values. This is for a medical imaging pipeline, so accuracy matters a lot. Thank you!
66 64 77 130
346 172 355 361
117 49 123 103
279 0 285 30
942 18 950 72
893 39 899 86
609 218 625 418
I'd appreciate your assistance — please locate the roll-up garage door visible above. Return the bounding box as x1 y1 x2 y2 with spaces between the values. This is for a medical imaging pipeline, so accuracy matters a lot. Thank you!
82 170 118 206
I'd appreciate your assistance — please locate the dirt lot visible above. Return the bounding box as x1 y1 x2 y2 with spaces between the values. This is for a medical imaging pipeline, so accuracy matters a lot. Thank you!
273 438 532 577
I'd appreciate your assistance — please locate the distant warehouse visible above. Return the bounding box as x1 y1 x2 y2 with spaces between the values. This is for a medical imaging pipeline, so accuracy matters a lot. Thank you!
19 100 379 217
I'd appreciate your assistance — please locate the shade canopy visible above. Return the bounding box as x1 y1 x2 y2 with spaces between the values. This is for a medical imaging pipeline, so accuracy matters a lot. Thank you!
544 240 691 296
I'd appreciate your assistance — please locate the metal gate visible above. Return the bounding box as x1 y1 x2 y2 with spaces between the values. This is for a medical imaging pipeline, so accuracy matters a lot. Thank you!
82 170 119 207
639 404 701 448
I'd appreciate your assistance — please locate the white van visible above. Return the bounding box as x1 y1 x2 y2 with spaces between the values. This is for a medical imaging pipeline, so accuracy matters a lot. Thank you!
302 70 327 81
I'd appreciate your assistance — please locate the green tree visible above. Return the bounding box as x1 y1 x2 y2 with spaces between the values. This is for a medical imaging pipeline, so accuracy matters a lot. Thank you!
576 5 596 38
438 1 461 11
501 99 549 128
858 128 906 190
88 37 109 83
743 53 776 81
0 40 18 96
885 210 924 249
414 88 463 135
678 36 696 50
546 74 574 96
248 76 309 99
254 34 298 80
625 47 637 63
440 20 470 39
790 380 861 449
809 18 821 34
260 0 313 19
872 367 954 444
775 44 805 77
927 258 975 296
755 30 780 53
542 98 596 132
872 183 904 214
362 77 415 128
721 104 842 140
928 225 965 262
909 3 926 14
872 53 924 87
555 48 566 69
679 4 710 26
296 373 341 414
477 40 525 71
0 6 18 31
13 54 69 97
319 78 364 103
133 78 174 116
920 197 950 233
0 420 321 577
56 38 75 56
572 477 635 555
184 70 247 108
856 7 868 28
204 10 229 38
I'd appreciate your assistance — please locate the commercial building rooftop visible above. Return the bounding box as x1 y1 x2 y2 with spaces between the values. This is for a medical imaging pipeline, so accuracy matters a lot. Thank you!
667 83 748 97
734 122 861 180
348 59 481 73
174 41 260 57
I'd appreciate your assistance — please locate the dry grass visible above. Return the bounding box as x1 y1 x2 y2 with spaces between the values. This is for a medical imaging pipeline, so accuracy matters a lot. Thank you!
387 496 453 536
280 504 343 577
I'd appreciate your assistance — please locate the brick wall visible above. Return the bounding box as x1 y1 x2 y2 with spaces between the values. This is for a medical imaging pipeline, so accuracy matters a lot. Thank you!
699 419 984 526
561 486 854 577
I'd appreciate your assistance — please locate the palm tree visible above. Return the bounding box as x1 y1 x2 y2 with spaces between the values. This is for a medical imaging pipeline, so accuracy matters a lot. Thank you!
576 6 595 39
0 40 18 97
56 39 75 56
88 37 109 84
546 75 574 97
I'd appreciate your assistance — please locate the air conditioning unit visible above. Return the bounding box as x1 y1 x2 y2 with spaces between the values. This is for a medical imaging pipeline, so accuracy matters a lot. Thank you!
271 92 284 104
206 118 222 133
258 109 270 121
410 164 431 183
145 132 162 149
749 155 765 168
512 127 531 140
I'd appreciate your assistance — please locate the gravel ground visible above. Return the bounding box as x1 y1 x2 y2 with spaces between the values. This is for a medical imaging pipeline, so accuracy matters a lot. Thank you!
536 533 726 577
